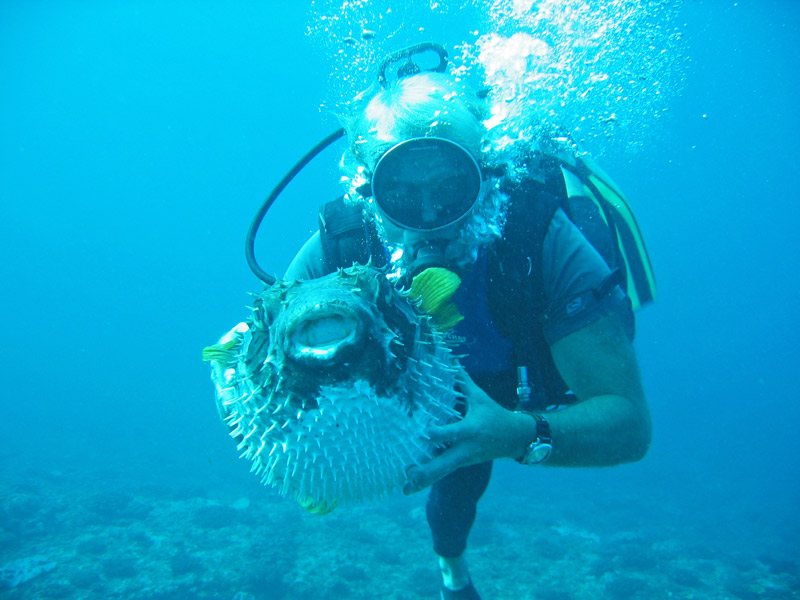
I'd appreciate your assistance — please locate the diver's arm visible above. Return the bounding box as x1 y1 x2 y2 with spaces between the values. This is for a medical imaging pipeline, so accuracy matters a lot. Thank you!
533 208 650 465
402 311 649 494
538 310 651 466
403 212 650 491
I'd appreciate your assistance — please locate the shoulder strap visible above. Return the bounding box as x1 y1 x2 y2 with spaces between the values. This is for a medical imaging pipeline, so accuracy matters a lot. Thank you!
487 150 653 409
318 197 385 271
487 177 566 408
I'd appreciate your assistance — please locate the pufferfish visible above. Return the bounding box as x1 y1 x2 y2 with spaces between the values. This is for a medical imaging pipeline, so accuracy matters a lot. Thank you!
203 265 463 513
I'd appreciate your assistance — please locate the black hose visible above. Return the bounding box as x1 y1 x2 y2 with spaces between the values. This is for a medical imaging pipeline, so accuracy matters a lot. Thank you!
245 127 347 285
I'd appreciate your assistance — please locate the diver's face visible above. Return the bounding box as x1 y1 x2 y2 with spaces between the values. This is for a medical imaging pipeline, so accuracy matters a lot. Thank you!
379 207 472 279
379 229 456 283
371 137 483 275
379 152 473 229
372 137 482 232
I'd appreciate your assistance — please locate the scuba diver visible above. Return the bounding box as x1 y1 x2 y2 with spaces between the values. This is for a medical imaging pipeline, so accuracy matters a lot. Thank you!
249 43 655 600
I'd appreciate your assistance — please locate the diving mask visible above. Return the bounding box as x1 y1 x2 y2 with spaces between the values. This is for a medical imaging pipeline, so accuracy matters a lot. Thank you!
371 137 483 232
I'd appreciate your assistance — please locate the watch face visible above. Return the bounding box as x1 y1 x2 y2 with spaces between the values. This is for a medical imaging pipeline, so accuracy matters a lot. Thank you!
528 443 552 464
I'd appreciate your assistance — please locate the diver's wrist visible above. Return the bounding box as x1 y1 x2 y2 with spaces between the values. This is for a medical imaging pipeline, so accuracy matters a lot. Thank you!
514 412 553 465
510 412 540 459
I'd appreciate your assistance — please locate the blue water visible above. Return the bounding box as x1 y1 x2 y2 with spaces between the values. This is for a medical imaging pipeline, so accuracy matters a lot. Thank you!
1 1 798 599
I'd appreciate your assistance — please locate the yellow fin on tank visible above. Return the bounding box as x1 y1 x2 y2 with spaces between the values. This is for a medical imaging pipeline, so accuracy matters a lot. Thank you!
409 267 464 331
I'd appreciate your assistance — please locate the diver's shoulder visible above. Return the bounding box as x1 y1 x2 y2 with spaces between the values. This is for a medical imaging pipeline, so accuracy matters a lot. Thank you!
285 232 333 281
488 135 580 190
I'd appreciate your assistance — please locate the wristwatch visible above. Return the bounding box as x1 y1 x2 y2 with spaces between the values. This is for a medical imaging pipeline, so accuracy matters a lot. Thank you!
516 413 552 465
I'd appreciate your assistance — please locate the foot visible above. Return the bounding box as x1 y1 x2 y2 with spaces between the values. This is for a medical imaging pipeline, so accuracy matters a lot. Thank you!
438 555 481 599
438 554 470 590
440 579 481 600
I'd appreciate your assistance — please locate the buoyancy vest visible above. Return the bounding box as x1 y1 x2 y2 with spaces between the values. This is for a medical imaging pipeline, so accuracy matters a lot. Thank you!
318 151 655 410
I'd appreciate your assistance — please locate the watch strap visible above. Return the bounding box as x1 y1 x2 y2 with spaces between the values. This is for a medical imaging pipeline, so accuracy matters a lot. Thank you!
516 412 552 465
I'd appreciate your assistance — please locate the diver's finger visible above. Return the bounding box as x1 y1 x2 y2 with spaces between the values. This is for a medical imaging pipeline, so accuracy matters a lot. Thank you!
424 421 469 444
455 372 494 408
403 446 471 495
455 367 479 391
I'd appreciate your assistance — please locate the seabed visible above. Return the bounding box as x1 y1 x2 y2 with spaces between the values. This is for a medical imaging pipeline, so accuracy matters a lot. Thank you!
0 468 796 600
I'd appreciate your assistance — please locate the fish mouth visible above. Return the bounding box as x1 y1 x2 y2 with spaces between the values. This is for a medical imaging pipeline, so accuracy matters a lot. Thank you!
289 311 362 363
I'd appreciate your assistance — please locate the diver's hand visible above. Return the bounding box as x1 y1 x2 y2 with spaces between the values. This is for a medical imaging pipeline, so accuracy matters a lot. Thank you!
403 369 536 494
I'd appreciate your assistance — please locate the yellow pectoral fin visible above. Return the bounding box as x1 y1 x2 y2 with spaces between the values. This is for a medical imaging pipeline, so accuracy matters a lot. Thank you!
201 338 239 363
409 267 463 331
430 303 464 331
297 493 337 515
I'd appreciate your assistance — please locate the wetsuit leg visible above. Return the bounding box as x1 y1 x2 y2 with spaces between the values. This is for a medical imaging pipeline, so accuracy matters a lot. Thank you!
426 460 493 558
